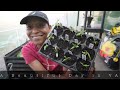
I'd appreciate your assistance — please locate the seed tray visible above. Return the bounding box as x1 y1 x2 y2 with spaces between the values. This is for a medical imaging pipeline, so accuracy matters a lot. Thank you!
39 25 101 76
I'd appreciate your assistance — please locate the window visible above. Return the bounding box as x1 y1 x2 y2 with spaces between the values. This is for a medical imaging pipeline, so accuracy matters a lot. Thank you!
104 11 120 30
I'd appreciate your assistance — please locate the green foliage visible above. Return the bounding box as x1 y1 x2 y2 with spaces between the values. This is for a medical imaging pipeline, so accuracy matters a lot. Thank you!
63 56 71 62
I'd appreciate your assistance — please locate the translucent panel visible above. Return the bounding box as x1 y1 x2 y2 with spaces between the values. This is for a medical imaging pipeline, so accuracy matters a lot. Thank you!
42 11 68 26
104 11 120 30
0 12 30 56
67 11 78 29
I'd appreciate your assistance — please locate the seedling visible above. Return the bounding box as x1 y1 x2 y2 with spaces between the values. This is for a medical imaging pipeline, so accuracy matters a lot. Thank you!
70 43 80 50
82 50 91 60
76 29 86 36
75 30 87 44
44 44 49 51
86 37 100 49
48 35 54 40
62 56 71 62
80 62 90 67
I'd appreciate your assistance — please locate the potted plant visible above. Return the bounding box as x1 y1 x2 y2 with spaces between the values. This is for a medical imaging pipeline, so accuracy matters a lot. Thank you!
76 59 91 72
40 44 53 55
57 38 69 49
55 48 64 60
62 52 77 66
86 37 100 49
74 29 87 44
48 46 57 59
54 22 64 36
48 34 58 45
82 47 95 61
62 27 75 40
49 47 64 61
69 42 82 55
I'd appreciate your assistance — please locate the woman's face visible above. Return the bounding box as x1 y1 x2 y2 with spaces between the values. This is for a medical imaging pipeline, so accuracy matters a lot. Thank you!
26 17 51 46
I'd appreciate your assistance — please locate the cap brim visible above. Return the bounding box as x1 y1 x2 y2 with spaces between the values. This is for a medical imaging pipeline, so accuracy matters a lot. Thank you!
20 16 48 24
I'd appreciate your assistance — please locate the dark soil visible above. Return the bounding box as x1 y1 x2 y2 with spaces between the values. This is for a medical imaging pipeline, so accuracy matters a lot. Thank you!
57 39 69 49
62 29 75 40
40 44 53 55
49 47 56 59
48 47 65 60
76 59 91 72
55 48 64 60
54 26 64 36
107 58 119 70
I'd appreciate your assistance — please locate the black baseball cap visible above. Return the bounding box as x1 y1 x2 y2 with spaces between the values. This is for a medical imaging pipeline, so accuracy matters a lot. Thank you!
20 11 49 24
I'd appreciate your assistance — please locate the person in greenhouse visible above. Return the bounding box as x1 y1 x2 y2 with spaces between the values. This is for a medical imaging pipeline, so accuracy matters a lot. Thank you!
20 11 94 79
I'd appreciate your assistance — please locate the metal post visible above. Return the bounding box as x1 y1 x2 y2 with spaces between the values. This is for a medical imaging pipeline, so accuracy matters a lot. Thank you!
84 11 88 30
77 11 79 26
100 11 106 38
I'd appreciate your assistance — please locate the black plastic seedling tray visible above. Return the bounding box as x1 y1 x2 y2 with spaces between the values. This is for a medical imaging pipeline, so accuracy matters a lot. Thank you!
39 25 101 77
4 42 36 79
4 42 32 72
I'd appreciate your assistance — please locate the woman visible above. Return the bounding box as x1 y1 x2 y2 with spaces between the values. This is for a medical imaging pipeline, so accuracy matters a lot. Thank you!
20 11 70 79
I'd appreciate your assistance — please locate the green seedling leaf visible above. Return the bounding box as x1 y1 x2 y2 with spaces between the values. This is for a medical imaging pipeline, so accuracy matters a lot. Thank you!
76 32 81 36
63 56 71 62
80 62 89 67
71 43 79 50
76 28 86 36
44 44 48 50
82 50 91 60
48 35 54 40
93 38 99 45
